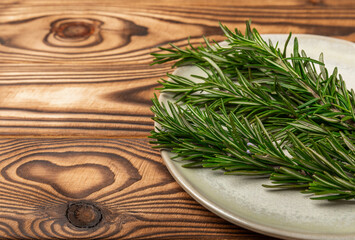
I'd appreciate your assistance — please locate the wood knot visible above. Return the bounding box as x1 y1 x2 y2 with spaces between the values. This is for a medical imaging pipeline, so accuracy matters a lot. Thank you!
308 0 323 5
47 18 103 47
44 16 147 50
51 20 100 40
66 202 102 228
55 22 96 39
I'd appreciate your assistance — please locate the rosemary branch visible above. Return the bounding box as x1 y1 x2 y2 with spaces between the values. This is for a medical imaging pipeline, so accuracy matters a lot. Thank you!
150 21 355 200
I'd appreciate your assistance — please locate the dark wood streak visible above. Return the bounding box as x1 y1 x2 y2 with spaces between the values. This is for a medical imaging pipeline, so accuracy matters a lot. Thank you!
0 118 152 126
17 160 116 198
254 21 355 37
102 82 160 106
146 4 353 17
0 125 151 132
0 107 154 117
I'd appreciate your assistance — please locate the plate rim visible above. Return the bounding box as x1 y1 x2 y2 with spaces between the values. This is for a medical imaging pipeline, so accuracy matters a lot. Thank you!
157 34 355 240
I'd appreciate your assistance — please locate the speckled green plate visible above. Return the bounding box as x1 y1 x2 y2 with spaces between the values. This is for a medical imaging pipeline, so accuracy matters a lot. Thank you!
158 34 355 240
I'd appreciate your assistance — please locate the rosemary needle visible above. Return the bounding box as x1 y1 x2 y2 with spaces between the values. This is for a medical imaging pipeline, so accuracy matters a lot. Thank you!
150 21 355 201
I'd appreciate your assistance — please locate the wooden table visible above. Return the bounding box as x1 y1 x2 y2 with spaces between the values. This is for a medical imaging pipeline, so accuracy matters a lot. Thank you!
0 0 353 239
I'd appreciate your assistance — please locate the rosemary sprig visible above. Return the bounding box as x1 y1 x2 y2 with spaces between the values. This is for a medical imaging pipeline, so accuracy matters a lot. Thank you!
150 21 355 200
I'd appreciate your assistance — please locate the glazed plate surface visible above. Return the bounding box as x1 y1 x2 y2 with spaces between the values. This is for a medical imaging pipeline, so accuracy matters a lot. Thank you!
158 34 355 240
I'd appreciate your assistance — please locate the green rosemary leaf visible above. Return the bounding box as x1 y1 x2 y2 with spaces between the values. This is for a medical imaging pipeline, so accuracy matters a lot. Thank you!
150 21 355 201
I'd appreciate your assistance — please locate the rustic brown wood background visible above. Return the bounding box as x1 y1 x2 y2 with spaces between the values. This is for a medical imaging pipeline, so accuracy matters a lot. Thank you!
0 0 353 239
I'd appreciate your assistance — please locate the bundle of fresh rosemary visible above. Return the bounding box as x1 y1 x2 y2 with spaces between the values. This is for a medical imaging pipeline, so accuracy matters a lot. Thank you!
150 21 355 201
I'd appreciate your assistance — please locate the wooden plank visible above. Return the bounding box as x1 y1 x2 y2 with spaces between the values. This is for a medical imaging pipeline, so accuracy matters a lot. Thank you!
0 67 157 137
0 0 352 137
0 1 353 238
0 138 274 239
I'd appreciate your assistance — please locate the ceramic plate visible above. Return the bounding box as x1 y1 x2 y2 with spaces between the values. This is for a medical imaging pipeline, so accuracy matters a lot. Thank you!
158 34 355 240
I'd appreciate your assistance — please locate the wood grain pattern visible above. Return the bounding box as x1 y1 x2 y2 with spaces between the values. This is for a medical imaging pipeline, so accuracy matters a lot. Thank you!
0 0 353 137
0 0 353 239
0 138 274 239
